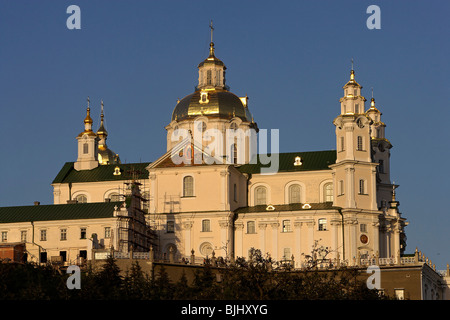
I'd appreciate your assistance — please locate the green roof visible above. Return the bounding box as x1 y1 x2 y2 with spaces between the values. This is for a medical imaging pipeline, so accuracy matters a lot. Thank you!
0 202 122 224
236 202 338 214
238 150 336 174
52 162 150 184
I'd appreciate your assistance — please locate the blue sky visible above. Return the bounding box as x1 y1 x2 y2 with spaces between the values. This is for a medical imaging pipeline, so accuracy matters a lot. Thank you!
0 0 449 269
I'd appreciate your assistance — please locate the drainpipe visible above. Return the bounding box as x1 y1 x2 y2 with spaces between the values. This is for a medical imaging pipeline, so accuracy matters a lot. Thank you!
31 221 40 264
338 208 345 263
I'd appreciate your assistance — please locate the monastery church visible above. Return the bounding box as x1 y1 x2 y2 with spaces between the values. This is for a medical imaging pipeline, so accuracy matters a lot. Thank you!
0 32 407 268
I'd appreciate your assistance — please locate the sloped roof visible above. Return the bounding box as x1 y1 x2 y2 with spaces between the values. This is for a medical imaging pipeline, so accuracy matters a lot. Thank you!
237 150 336 174
52 162 150 184
0 202 122 224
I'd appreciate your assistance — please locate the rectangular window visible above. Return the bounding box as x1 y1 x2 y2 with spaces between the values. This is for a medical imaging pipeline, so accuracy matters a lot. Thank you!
79 250 87 260
247 221 256 234
80 228 87 239
318 219 327 231
83 143 89 154
104 227 111 238
357 136 363 151
282 220 291 233
60 228 67 241
359 179 366 195
21 230 27 243
167 221 175 233
355 103 359 114
40 230 47 241
340 136 345 152
339 180 344 196
234 184 237 202
202 220 211 232
1 231 7 242
378 160 384 173
207 70 212 85
60 251 67 262
360 224 367 233
283 248 291 260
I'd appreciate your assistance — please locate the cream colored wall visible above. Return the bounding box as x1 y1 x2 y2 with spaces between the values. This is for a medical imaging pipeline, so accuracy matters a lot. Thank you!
1 218 116 264
235 210 340 266
148 165 246 214
248 170 333 206
153 211 234 260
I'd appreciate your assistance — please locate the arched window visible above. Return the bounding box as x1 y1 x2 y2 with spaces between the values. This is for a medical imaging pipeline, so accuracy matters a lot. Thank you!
254 186 267 206
288 184 301 204
247 221 256 234
109 193 121 202
324 183 333 202
75 194 87 203
183 176 194 197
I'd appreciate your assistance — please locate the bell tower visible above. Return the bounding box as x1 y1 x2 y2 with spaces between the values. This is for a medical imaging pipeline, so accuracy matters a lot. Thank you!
74 97 99 171
330 67 378 210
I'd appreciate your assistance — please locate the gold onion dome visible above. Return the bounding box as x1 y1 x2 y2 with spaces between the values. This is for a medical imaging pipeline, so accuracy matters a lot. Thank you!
96 100 120 165
171 90 253 122
172 37 253 123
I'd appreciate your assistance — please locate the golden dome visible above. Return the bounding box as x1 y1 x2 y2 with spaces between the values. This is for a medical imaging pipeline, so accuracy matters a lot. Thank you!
171 89 253 122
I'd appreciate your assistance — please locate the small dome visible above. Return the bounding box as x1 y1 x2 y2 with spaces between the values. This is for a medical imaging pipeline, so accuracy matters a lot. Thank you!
98 146 121 165
171 90 253 122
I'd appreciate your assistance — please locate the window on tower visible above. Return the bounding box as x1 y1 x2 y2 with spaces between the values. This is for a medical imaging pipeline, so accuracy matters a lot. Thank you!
83 143 89 154
357 136 363 151
207 70 212 85
359 179 367 195
378 160 384 173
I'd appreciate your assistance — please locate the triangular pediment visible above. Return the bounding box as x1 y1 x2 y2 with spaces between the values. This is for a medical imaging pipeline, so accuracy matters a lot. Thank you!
148 137 225 169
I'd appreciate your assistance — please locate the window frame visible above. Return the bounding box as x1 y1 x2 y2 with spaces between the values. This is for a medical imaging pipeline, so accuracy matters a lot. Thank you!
282 220 291 233
318 218 327 231
183 175 194 197
247 221 256 234
254 186 267 206
201 219 211 232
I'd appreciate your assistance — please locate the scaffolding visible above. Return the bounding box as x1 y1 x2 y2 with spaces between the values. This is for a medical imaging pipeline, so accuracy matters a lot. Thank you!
115 174 157 253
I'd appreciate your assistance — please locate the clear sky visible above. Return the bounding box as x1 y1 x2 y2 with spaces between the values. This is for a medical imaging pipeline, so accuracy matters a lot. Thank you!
0 0 449 270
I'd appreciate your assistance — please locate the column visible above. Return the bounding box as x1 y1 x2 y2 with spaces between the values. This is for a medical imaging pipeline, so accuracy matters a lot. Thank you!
182 221 193 257
258 223 267 255
149 173 157 213
294 221 302 266
345 167 356 208
234 223 244 258
271 222 279 260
